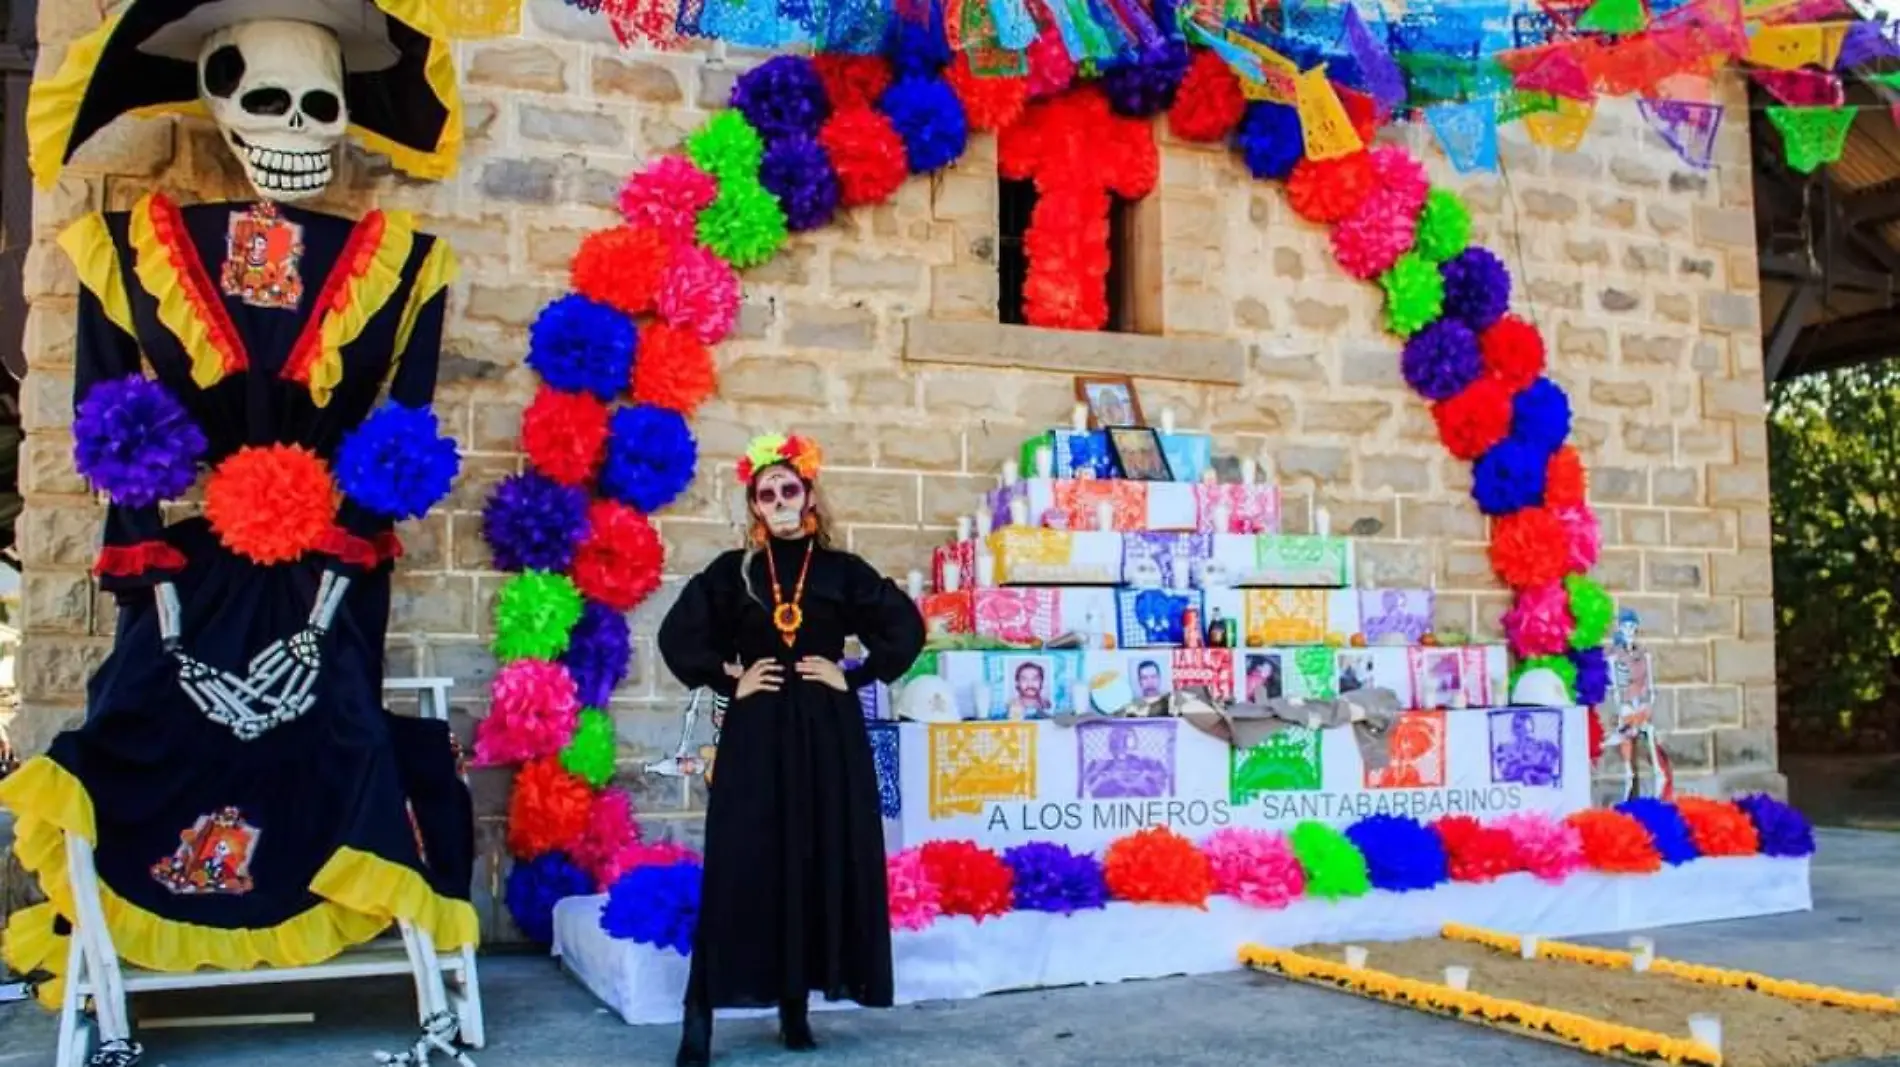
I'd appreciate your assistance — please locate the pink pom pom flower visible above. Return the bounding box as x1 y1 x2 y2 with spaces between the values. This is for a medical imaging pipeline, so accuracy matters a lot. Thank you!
570 788 641 888
1331 189 1420 280
657 243 741 345
1367 145 1431 217
1502 583 1575 659
887 847 944 932
618 156 718 245
597 839 701 888
1495 812 1586 884
1201 827 1306 909
475 660 580 766
1554 504 1602 574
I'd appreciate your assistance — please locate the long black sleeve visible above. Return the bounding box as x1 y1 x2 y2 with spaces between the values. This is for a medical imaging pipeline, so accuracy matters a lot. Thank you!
840 555 926 691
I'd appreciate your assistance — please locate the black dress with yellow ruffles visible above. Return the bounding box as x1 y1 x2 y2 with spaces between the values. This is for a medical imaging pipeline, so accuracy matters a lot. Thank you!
0 194 477 1002
658 538 925 1010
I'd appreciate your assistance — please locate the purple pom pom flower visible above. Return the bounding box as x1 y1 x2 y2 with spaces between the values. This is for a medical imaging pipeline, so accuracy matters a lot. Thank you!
1511 378 1572 454
1735 794 1816 857
563 600 633 708
73 376 206 508
483 471 590 573
1441 247 1512 330
730 55 831 143
1617 798 1699 865
1102 40 1192 118
1401 319 1482 401
1002 842 1108 914
1472 437 1550 517
759 135 841 232
1570 646 1610 705
1235 102 1302 181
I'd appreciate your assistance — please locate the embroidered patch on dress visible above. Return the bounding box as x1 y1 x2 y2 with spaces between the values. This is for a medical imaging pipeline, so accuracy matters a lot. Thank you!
151 807 261 896
222 202 305 310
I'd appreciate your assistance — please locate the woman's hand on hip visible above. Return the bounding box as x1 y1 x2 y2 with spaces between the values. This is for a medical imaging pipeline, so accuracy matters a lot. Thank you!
796 657 849 692
735 659 782 700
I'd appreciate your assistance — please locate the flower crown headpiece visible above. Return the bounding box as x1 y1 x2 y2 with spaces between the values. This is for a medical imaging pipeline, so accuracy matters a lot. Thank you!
736 433 822 486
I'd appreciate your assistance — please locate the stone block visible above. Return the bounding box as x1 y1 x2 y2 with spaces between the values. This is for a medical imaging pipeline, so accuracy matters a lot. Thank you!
720 355 827 405
1622 509 1665 546
831 252 926 293
1590 380 1653 408
1591 467 1646 504
1702 292 1759 333
1712 639 1775 685
1669 511 1733 549
1360 454 1432 494
19 639 110 704
17 505 101 569
1302 400 1392 436
1708 464 1768 506
905 319 1246 385
1399 500 1484 542
1654 643 1710 684
478 158 559 204
879 428 963 473
817 471 920 525
469 42 572 92
1714 728 1776 772
1646 551 1706 592
392 575 478 636
1354 542 1431 588
1273 445 1351 484
593 57 685 103
1693 205 1754 249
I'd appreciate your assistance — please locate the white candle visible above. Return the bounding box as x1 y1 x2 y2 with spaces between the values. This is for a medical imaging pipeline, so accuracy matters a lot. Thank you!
1687 1015 1723 1055
1002 459 1020 486
1034 445 1054 479
1073 685 1092 715
1241 457 1257 486
1443 966 1470 991
1315 506 1332 538
942 562 961 593
957 516 973 543
1519 935 1540 960
1161 407 1176 435
976 511 993 537
906 570 924 599
1072 403 1089 431
1344 946 1368 970
976 551 996 588
1009 498 1028 527
1200 468 1217 485
971 684 991 719
1095 501 1115 531
1213 502 1232 534
1629 937 1654 972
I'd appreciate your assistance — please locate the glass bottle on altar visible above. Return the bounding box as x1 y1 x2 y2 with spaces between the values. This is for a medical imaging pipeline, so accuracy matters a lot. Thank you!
1182 606 1203 649
1206 607 1230 649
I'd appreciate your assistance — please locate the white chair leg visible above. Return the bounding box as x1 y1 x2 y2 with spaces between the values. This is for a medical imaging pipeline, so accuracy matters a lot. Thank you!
56 934 85 1067
452 945 486 1049
65 834 131 1044
395 922 435 1027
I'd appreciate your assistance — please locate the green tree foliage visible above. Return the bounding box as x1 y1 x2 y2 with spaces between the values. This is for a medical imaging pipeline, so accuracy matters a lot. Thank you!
1769 362 1900 749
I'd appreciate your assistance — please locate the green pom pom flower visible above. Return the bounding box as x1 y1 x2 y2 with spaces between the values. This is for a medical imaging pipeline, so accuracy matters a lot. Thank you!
1414 189 1471 264
1510 653 1579 702
493 570 585 663
1380 252 1445 338
696 179 788 269
1290 820 1370 900
686 111 764 183
561 708 619 788
1565 575 1614 650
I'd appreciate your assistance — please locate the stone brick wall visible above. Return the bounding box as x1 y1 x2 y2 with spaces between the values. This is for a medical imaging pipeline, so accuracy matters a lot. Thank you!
12 0 1778 939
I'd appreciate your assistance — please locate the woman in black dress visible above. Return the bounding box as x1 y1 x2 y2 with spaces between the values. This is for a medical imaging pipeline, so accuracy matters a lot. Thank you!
658 434 925 1066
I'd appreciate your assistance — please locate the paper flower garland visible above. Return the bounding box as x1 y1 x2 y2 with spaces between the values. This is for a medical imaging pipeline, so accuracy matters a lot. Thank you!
484 472 590 574
887 847 944 931
1494 811 1586 883
505 852 594 945
1103 827 1214 907
1200 828 1305 908
73 376 206 508
919 840 1014 920
1290 820 1371 899
1002 842 1109 914
1345 815 1449 893
493 570 586 662
601 861 702 955
1433 816 1521 883
1735 794 1815 857
203 445 338 565
1617 797 1700 866
335 403 461 522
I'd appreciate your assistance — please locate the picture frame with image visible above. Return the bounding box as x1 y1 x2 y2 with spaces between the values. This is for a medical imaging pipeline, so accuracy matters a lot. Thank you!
1075 374 1145 428
1108 426 1176 482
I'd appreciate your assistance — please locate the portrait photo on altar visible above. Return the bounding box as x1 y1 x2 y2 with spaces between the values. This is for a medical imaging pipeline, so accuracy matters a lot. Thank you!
1108 426 1176 482
1131 655 1173 700
1244 652 1284 703
1489 708 1564 788
996 655 1057 719
1076 373 1144 428
1077 719 1178 800
1336 651 1376 695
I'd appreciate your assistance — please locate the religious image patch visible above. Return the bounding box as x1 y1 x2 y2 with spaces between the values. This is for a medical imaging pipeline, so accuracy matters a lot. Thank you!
868 721 902 818
151 807 260 896
1229 726 1323 803
1365 711 1448 790
1077 718 1177 800
222 202 305 310
928 722 1037 819
1489 708 1564 788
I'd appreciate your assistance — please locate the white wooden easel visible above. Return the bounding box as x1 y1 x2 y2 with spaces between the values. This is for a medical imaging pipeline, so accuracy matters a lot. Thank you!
52 677 485 1067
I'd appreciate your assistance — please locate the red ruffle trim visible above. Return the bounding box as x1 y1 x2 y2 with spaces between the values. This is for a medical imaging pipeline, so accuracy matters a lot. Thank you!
94 542 187 578
147 193 247 377
314 527 405 569
284 210 387 389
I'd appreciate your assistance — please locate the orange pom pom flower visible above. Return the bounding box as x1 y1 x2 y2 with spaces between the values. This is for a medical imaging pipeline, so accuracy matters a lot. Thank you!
1566 809 1663 874
1103 826 1214 907
507 756 595 860
572 226 672 317
631 323 718 415
204 445 337 564
1674 797 1761 857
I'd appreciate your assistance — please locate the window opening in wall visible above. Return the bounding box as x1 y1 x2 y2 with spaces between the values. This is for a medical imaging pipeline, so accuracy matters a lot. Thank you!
996 176 1141 333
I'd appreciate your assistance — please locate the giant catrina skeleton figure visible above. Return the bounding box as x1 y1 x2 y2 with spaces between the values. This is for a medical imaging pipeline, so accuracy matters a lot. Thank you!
3 3 478 1064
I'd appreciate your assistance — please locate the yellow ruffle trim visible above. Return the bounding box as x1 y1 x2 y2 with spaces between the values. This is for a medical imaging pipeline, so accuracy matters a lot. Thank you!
0 756 478 1006
389 238 460 386
305 212 417 409
1242 944 1722 1066
28 2 463 190
1441 923 1900 1013
58 213 137 338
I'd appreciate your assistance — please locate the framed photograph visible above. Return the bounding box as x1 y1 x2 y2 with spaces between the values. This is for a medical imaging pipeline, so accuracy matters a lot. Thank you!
1076 374 1144 428
1108 426 1174 482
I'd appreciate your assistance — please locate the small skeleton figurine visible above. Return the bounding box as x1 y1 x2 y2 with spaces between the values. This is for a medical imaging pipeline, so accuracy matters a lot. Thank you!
1606 609 1674 800
644 688 729 783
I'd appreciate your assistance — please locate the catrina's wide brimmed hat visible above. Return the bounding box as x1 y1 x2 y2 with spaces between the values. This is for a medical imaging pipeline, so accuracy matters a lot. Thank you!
29 0 466 189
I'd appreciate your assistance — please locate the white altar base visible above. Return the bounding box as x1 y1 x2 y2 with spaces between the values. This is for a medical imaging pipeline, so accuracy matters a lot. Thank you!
551 854 1812 1026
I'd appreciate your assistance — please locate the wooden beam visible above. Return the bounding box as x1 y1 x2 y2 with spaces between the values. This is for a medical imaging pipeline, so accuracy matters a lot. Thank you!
1759 252 1892 296
1765 281 1822 383
1784 306 1900 379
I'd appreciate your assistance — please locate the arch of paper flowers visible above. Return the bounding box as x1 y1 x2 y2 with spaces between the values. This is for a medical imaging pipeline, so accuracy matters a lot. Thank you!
477 36 1620 942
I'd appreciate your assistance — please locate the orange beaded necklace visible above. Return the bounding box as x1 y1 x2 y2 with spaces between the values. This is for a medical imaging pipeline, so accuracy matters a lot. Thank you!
765 540 815 647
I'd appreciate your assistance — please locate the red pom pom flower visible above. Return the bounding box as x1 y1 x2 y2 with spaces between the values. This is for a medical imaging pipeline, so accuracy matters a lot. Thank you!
813 55 891 110
1545 446 1586 508
507 756 595 860
631 322 718 415
1432 377 1515 461
1481 315 1546 391
522 385 610 487
946 54 1027 131
918 840 1014 920
820 107 909 207
573 500 664 612
1285 152 1376 224
572 226 672 317
1567 809 1663 874
1434 815 1522 883
1491 506 1576 590
1169 50 1245 143
1103 826 1214 907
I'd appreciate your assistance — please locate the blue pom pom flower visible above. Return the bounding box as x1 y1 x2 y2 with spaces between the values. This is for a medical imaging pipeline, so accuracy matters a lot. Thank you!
528 295 638 403
1344 815 1448 892
1472 436 1550 517
336 403 462 521
600 404 699 514
505 852 595 946
1617 798 1700 866
1235 102 1303 181
600 861 702 955
877 77 968 175
1511 378 1573 455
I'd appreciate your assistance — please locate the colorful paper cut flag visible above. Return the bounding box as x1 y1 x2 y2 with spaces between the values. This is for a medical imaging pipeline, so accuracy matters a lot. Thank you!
1295 65 1364 161
1637 98 1724 168
1344 4 1407 107
1427 98 1500 174
1751 68 1845 106
1509 44 1596 100
1578 0 1648 34
1766 105 1855 174
1526 96 1598 152
1746 22 1851 71
1837 19 1900 66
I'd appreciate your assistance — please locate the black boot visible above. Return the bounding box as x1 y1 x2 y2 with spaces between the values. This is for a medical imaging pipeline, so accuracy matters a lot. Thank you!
779 996 816 1052
675 1002 712 1067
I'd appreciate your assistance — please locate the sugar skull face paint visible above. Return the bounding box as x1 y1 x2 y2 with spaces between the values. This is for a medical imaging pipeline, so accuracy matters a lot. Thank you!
751 465 809 539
